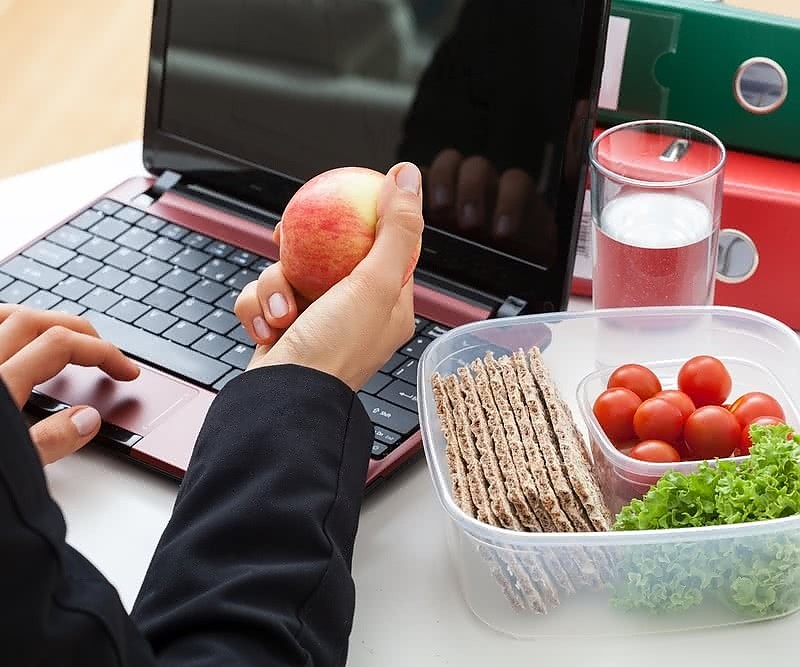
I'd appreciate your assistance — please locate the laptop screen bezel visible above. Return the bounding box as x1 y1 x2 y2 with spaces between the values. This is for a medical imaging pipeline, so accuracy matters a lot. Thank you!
142 0 611 313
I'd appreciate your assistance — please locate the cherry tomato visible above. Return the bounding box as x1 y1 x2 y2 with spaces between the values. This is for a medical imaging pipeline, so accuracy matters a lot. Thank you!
628 440 682 463
593 387 642 444
653 389 696 422
683 405 741 459
729 391 785 428
737 415 786 455
633 398 683 443
677 355 732 407
607 364 662 401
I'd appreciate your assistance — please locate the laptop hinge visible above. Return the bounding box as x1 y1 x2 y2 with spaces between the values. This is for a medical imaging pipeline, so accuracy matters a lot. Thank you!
132 170 183 207
493 296 528 319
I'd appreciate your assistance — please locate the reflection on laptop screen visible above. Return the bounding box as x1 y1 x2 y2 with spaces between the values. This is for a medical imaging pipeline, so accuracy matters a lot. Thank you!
159 0 588 278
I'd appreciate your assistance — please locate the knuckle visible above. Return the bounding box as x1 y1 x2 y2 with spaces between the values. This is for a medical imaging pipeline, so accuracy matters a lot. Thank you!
42 325 72 346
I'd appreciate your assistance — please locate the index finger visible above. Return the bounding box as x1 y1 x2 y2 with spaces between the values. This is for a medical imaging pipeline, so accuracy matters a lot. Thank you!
357 162 424 290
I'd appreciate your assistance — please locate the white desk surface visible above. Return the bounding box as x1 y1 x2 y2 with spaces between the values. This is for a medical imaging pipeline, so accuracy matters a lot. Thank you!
1 144 797 665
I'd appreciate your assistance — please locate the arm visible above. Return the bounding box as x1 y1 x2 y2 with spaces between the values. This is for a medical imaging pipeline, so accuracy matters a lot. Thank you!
131 365 372 666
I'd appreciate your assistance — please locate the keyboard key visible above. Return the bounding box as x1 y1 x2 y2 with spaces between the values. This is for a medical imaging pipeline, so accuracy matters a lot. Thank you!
200 309 240 335
160 267 200 292
228 249 256 266
69 209 104 229
221 344 254 370
117 227 157 251
143 237 182 261
136 309 177 334
114 206 145 223
53 300 86 316
89 216 130 240
1 256 66 289
0 274 12 290
173 297 213 323
415 316 430 334
380 352 406 375
137 215 166 232
164 320 206 346
0 280 37 304
82 311 230 386
106 247 146 272
159 223 189 241
23 240 76 268
205 241 234 258
392 358 418 382
93 199 123 215
362 372 392 395
107 299 150 323
357 393 418 435
53 276 93 301
79 287 121 313
250 257 272 272
171 248 211 271
225 269 258 290
192 332 236 358
22 290 61 311
371 442 389 459
228 326 252 345
214 289 240 312
197 258 238 282
88 266 128 290
399 336 432 360
185 233 212 249
117 276 157 301
374 426 402 447
424 324 451 338
379 379 418 412
62 255 102 279
213 368 242 392
144 286 184 311
80 237 118 261
132 257 171 281
47 226 92 250
188 279 228 304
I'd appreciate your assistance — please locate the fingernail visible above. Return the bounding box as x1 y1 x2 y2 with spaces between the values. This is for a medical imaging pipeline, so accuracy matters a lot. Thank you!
71 407 101 437
461 202 480 229
396 163 421 194
268 293 289 318
253 316 271 339
495 214 514 238
433 184 450 208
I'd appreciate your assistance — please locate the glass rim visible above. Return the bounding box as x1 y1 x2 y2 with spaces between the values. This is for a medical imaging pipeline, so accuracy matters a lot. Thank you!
589 119 727 189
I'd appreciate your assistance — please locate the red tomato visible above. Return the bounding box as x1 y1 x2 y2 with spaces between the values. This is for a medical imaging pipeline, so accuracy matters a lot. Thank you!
677 355 732 407
729 392 785 428
683 405 741 459
737 415 786 455
628 440 682 463
593 388 642 444
633 398 683 443
653 390 696 422
607 364 662 401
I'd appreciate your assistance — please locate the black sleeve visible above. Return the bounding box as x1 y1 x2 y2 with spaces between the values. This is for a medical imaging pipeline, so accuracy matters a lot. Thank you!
131 364 373 667
0 364 372 667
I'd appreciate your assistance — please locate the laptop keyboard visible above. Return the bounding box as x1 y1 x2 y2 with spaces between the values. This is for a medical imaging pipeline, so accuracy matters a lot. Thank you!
0 200 449 461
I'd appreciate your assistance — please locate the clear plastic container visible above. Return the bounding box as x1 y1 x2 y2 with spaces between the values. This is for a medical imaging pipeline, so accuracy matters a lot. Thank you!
417 306 800 638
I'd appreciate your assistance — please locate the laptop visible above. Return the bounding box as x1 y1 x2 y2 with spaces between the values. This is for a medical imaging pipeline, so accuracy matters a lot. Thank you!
2 0 611 488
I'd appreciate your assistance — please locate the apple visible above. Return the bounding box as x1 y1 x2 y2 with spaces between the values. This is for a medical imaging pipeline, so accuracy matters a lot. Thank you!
279 166 418 300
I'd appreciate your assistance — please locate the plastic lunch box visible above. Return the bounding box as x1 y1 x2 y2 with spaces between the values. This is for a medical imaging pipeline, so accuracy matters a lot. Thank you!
417 306 800 638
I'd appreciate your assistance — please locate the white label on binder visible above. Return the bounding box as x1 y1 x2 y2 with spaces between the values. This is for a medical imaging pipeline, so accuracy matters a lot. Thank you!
573 190 593 281
598 15 631 111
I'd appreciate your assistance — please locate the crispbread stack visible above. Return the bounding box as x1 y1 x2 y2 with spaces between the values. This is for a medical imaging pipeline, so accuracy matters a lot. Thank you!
431 347 614 612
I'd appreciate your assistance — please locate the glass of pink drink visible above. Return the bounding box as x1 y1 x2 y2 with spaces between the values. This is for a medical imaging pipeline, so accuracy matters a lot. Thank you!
589 121 726 310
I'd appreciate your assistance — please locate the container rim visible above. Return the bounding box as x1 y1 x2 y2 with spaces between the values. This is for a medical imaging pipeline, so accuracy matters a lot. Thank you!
589 119 727 189
417 305 800 546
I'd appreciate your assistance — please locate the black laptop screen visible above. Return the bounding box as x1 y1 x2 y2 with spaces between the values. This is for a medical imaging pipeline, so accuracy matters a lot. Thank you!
149 0 609 311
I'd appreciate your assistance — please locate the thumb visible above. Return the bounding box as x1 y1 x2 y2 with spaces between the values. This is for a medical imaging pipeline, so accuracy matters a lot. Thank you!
29 406 102 465
355 162 424 290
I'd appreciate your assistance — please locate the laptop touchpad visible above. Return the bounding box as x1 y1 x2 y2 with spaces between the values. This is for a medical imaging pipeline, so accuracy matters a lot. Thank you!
35 365 198 435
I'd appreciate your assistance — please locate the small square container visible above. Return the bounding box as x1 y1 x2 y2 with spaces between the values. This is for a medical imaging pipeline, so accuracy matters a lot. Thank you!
418 306 800 638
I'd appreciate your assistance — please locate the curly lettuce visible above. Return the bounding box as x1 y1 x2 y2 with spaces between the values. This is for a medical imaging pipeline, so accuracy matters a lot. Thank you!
611 425 800 615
